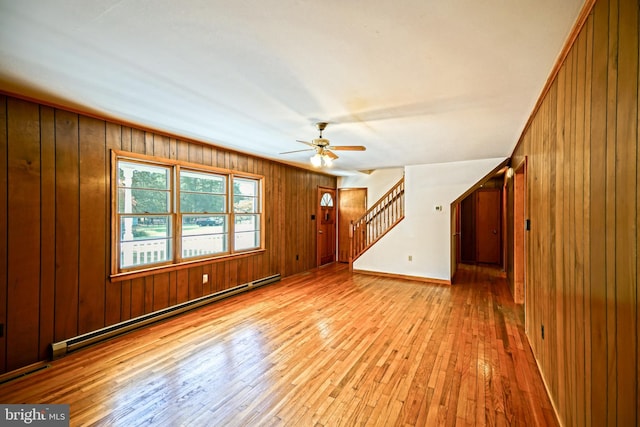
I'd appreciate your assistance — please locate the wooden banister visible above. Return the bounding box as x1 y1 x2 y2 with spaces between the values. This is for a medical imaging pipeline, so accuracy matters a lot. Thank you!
349 177 405 266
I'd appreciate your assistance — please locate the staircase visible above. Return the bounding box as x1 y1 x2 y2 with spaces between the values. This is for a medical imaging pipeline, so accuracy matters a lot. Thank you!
350 177 405 265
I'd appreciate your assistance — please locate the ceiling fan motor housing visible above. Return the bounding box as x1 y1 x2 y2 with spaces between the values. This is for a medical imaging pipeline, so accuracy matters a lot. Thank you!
313 137 330 147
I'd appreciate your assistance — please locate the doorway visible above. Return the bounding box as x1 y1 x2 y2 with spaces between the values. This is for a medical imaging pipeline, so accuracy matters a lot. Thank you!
337 188 367 262
513 163 526 304
317 187 337 266
476 188 502 264
460 186 503 266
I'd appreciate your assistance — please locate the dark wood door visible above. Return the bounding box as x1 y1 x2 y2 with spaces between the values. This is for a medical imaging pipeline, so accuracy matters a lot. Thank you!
476 188 501 264
337 188 367 262
317 187 336 266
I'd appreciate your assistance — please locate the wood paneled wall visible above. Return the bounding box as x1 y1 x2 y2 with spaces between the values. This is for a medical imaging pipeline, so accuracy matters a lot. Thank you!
508 0 638 424
0 94 335 373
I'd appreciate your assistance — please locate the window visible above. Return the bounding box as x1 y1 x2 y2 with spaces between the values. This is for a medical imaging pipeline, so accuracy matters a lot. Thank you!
113 151 263 275
180 170 228 258
118 161 172 269
320 192 334 207
233 177 260 250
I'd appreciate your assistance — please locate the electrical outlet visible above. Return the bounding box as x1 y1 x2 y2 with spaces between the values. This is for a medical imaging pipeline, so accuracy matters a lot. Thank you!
408 255 412 261
203 274 208 284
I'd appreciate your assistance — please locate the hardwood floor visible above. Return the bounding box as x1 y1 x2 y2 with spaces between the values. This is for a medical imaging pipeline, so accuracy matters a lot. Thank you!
0 263 557 426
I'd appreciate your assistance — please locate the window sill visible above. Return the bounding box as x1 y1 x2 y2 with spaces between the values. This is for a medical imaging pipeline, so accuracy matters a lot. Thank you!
110 249 266 282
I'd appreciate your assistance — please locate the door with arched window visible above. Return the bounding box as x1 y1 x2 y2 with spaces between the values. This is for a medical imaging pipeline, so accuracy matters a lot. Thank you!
317 187 336 266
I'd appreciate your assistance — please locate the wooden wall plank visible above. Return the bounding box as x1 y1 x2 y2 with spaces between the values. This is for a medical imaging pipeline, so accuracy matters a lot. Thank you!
144 277 154 314
562 49 574 425
154 135 170 159
54 109 80 342
604 1 619 425
105 122 122 326
581 15 593 427
176 270 188 304
144 132 153 155
188 266 203 300
39 106 56 360
177 140 189 162
614 0 638 423
553 66 566 413
573 27 586 426
130 278 145 319
152 273 169 312
588 0 609 424
546 83 558 401
0 96 7 373
188 143 202 165
120 280 132 321
121 127 132 151
78 116 106 334
131 129 145 155
637 0 640 417
6 98 41 370
168 271 177 307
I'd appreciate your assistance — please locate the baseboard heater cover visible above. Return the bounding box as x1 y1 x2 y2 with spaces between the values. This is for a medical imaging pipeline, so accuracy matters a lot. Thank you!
50 273 280 360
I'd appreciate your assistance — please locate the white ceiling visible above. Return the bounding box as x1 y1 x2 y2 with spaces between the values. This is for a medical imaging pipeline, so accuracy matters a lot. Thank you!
0 0 584 175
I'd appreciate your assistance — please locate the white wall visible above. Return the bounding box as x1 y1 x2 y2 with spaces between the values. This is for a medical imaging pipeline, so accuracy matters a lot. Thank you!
338 168 404 208
350 158 506 281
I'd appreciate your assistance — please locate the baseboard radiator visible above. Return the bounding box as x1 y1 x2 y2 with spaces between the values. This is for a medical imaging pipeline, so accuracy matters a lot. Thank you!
50 274 281 360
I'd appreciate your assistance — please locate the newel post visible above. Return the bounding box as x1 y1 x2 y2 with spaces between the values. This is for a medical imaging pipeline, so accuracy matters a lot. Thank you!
349 220 354 271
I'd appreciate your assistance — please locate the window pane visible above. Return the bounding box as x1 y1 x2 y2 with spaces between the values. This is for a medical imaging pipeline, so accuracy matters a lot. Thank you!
235 231 260 250
119 161 169 190
235 214 260 250
233 177 257 196
182 215 228 258
182 234 228 257
183 215 228 235
180 170 225 193
233 195 257 213
119 216 171 268
117 189 170 213
320 192 334 207
180 193 226 213
118 161 171 214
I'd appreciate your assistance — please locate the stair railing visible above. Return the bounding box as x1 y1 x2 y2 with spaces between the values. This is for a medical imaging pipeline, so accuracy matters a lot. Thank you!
350 177 405 265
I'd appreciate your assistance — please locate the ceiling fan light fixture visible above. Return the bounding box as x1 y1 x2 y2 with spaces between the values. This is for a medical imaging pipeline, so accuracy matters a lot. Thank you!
322 154 333 167
310 153 322 167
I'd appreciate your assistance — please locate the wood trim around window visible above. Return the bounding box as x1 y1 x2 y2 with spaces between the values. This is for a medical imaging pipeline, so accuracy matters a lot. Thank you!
110 149 265 280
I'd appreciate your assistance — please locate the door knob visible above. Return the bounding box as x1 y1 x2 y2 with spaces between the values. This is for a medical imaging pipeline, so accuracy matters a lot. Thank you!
319 230 323 234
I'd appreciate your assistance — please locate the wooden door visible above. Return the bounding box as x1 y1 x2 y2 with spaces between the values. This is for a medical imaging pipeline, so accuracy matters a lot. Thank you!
476 188 502 264
317 187 336 266
337 188 367 262
513 164 526 303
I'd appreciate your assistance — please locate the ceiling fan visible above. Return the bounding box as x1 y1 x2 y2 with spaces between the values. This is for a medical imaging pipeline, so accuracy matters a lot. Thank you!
281 122 366 167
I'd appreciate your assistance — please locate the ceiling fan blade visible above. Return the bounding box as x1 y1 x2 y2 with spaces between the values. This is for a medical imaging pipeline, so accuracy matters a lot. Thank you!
296 140 316 148
325 150 339 160
280 148 314 154
327 145 366 151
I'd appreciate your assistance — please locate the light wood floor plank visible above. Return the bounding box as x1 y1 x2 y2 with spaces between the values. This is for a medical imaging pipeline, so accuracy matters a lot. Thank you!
0 263 557 426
